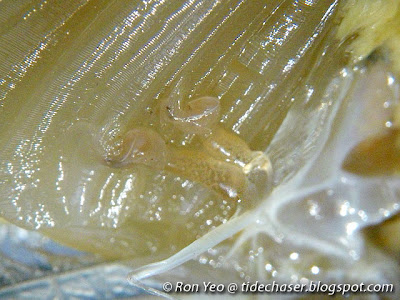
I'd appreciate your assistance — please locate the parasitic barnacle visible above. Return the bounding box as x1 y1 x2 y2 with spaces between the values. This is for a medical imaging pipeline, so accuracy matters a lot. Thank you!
105 127 168 169
160 92 220 136
107 92 273 203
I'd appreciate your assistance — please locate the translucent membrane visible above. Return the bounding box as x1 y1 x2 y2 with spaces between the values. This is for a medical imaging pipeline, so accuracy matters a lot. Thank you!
0 0 399 296
129 63 400 290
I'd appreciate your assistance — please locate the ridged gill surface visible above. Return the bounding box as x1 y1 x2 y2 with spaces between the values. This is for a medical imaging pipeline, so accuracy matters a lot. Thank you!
1 0 400 295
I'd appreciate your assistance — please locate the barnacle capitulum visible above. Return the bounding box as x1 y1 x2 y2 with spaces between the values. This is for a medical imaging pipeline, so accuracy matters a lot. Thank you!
105 127 167 169
160 92 220 136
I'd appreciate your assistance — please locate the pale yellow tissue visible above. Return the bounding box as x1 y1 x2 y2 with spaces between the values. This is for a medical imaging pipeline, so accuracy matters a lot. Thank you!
387 33 400 75
338 0 400 72
387 35 400 127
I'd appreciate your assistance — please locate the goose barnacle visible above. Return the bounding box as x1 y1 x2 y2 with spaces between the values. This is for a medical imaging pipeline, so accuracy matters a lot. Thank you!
160 81 220 136
105 127 167 169
106 90 273 203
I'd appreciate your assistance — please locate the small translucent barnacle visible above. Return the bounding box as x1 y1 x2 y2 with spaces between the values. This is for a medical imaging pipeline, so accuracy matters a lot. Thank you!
202 126 266 167
202 126 273 198
242 152 273 200
104 72 274 204
104 88 273 203
159 86 273 201
160 82 220 136
105 127 167 169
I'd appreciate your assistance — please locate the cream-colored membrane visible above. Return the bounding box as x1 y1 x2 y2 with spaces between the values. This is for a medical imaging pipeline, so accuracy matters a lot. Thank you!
0 0 344 260
338 0 400 257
